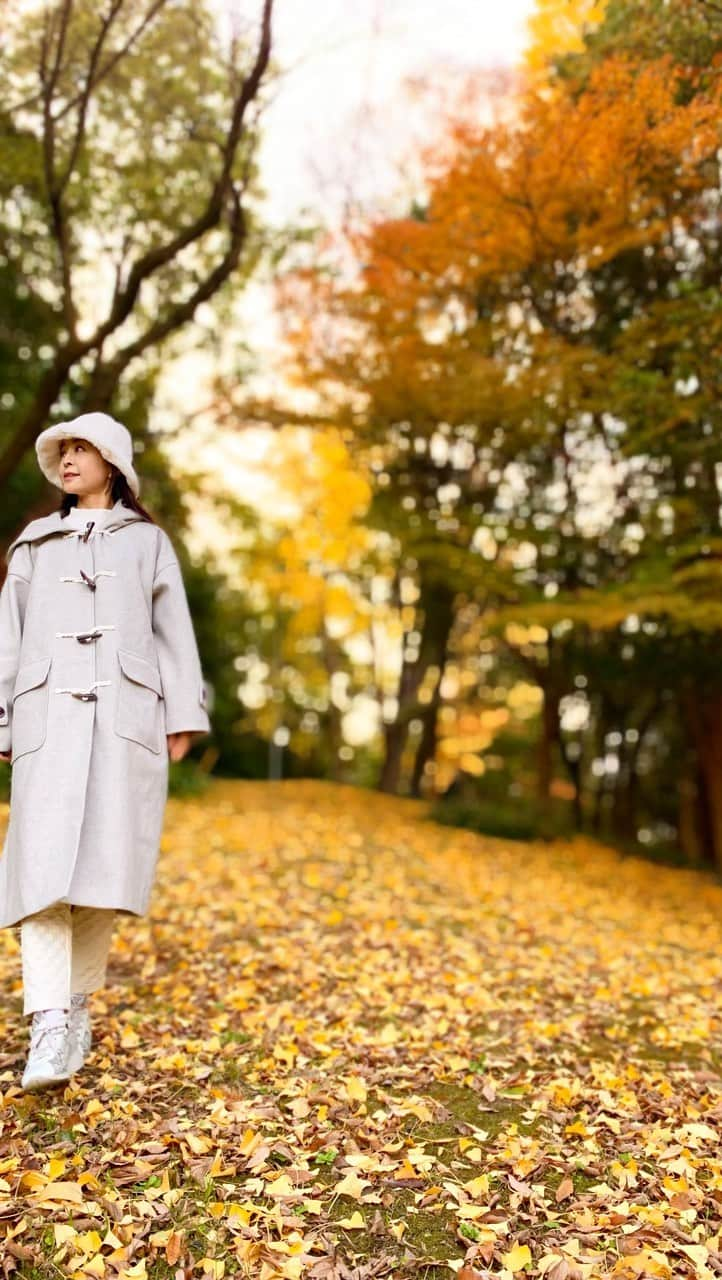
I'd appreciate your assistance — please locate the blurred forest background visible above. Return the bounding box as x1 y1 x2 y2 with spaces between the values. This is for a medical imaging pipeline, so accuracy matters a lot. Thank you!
2 0 722 869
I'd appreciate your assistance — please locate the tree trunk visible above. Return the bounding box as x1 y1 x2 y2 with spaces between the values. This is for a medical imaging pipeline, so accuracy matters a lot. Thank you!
320 627 345 782
410 676 443 798
537 683 560 814
377 581 455 795
558 737 583 830
611 698 659 846
684 692 722 872
379 721 408 794
324 707 344 783
613 759 638 844
678 771 705 864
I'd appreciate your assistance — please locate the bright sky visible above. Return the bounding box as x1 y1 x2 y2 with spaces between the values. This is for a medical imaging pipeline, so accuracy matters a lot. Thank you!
161 0 537 550
257 0 536 226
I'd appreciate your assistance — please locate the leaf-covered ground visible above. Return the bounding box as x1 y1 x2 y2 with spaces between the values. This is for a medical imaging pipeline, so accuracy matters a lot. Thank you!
1 780 722 1280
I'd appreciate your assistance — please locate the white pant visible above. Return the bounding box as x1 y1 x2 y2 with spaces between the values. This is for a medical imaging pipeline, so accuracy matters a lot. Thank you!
20 902 115 1015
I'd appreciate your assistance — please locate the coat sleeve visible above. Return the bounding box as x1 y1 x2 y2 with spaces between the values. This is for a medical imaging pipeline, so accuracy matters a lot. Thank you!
0 545 33 753
152 534 211 738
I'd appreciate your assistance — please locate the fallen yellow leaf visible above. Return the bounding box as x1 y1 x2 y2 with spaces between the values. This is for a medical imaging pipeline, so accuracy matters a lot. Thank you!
30 1181 84 1205
337 1211 365 1229
501 1242 532 1273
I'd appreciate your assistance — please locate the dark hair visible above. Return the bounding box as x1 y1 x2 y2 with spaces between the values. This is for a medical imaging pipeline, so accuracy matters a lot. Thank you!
58 458 157 524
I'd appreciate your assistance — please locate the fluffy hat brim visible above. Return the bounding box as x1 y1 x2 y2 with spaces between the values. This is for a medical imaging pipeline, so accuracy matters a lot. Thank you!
35 421 140 498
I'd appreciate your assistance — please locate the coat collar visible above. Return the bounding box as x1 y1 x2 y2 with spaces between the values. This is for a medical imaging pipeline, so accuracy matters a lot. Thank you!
5 500 148 563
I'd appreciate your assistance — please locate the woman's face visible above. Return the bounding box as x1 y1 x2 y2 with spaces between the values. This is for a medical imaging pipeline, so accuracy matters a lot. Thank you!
59 437 113 497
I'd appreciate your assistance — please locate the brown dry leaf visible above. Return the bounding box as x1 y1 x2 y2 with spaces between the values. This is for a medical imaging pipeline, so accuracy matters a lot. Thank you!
165 1232 184 1265
555 1176 574 1203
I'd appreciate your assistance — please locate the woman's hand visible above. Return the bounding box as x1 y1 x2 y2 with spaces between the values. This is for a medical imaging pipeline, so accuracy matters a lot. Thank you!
167 731 194 763
0 750 10 763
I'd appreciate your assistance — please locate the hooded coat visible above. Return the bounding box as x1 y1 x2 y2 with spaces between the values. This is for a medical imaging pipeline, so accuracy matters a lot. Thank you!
0 500 211 929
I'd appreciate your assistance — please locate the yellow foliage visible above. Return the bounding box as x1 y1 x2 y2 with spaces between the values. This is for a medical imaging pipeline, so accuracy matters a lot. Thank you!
254 427 374 691
526 0 606 70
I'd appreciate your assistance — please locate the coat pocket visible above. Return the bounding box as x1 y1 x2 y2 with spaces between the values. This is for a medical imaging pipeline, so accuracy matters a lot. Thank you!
12 655 52 762
114 649 164 754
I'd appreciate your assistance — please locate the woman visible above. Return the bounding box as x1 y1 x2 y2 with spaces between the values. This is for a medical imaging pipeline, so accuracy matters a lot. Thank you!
0 411 211 1090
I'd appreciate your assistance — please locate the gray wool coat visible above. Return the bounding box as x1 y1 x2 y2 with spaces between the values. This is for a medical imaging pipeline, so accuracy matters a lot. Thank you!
0 499 211 929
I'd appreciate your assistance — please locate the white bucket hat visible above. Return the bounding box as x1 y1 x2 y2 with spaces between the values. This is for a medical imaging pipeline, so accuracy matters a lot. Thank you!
35 411 140 498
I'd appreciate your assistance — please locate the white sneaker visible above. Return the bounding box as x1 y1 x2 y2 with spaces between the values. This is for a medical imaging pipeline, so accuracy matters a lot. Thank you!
67 994 92 1074
21 1010 71 1091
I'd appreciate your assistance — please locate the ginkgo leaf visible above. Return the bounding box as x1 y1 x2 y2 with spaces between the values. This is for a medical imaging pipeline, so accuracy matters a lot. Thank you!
337 1211 365 1229
29 1181 84 1205
266 1174 296 1198
83 1257 106 1278
334 1171 370 1200
463 1174 490 1198
345 1075 368 1102
119 1263 147 1280
198 1260 225 1279
501 1243 533 1273
679 1244 709 1267
53 1224 77 1245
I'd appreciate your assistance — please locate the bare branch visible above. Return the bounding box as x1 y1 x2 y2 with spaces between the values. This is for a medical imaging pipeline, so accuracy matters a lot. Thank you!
55 0 125 195
217 0 272 190
55 0 168 123
81 188 248 408
39 0 76 333
0 0 275 491
80 93 266 405
88 0 273 348
7 0 168 119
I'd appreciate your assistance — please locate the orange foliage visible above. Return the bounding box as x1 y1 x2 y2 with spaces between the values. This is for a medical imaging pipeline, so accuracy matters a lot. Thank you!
277 55 721 456
353 58 721 333
278 56 721 398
